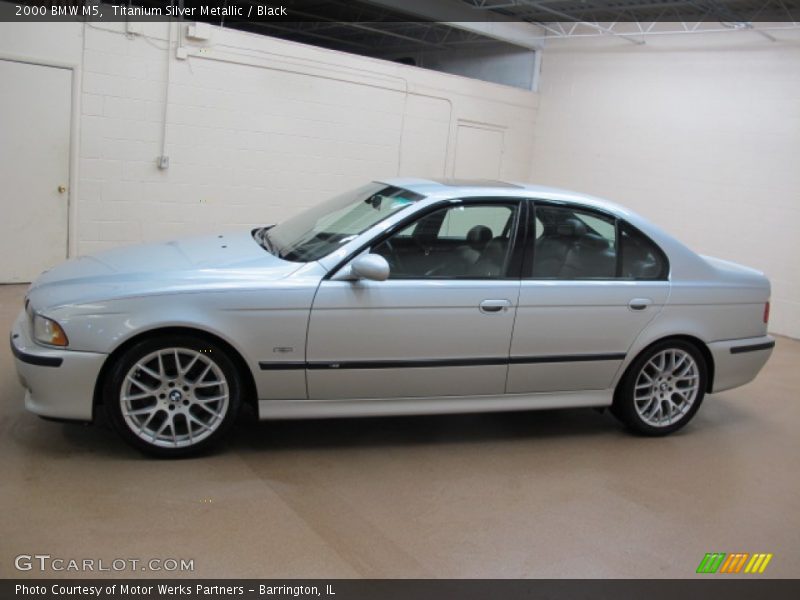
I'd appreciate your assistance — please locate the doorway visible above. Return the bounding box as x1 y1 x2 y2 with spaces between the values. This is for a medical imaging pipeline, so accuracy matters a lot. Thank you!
0 59 71 282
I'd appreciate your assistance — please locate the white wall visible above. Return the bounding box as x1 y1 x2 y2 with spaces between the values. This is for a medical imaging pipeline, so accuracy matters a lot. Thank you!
0 21 538 259
530 30 800 338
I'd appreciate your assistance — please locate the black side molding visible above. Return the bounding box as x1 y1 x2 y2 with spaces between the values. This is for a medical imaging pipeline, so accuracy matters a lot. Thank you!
730 341 775 355
10 335 63 367
307 357 510 370
258 353 626 371
258 361 306 370
509 353 626 364
38 415 91 424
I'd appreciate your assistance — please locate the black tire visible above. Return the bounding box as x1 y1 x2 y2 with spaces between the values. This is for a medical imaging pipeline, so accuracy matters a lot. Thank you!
104 335 242 457
613 339 707 436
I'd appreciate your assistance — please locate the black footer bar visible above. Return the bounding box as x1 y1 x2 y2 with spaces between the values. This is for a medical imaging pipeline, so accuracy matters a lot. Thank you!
4 579 800 600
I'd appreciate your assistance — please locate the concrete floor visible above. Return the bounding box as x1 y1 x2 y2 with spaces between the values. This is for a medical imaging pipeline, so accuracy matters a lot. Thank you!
1 282 798 579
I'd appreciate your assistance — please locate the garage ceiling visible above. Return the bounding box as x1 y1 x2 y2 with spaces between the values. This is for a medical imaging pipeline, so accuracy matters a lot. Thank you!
219 0 800 52
98 0 800 56
224 0 522 54
463 0 799 22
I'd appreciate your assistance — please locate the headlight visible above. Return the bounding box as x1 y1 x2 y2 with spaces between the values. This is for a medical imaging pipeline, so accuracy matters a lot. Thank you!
33 314 69 347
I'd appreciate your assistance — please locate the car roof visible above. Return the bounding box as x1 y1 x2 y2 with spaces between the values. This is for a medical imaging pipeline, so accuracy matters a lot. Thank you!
377 177 631 217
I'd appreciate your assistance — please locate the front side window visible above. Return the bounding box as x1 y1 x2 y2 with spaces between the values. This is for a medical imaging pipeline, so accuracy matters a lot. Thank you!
373 202 518 279
257 183 424 262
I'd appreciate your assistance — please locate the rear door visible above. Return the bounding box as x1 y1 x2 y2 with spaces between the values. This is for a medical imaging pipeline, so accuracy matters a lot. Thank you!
508 202 670 393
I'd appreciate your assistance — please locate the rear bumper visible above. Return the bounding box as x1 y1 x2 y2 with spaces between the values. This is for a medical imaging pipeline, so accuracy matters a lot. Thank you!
708 335 775 393
10 311 106 421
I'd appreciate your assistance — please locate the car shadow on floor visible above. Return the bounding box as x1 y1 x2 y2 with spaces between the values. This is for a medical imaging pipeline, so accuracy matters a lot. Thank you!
43 405 622 459
27 394 752 459
227 406 626 453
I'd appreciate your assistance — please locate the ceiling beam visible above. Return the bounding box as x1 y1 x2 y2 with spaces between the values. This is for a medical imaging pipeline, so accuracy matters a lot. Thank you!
358 0 547 49
513 1 647 44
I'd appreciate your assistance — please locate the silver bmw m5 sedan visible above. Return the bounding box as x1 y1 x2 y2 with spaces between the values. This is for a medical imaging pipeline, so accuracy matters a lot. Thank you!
11 179 774 456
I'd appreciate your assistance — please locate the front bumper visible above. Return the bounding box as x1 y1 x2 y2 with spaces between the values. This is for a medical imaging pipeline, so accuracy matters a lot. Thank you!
10 311 106 421
708 334 775 393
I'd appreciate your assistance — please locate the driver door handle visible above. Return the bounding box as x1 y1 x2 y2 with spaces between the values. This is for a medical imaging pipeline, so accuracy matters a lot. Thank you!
480 299 512 313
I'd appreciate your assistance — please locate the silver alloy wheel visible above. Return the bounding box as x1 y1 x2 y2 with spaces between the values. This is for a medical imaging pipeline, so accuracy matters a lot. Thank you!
120 347 230 448
633 348 700 427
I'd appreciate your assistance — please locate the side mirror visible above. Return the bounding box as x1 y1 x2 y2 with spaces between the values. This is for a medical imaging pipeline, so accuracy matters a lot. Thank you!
350 253 390 281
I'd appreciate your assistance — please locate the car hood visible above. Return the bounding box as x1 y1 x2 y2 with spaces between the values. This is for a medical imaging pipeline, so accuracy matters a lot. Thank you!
28 230 305 310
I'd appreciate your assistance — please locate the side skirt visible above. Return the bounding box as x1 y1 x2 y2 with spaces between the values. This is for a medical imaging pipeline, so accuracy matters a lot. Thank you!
257 390 612 420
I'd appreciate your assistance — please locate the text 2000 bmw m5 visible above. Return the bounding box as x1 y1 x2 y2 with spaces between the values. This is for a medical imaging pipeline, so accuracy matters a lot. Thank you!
11 179 774 456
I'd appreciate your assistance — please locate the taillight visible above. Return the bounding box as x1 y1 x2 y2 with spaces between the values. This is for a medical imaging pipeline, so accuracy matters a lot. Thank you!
763 301 770 324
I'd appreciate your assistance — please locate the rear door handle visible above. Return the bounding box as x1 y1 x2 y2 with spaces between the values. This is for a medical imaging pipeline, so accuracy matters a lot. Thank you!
629 298 653 311
479 299 512 313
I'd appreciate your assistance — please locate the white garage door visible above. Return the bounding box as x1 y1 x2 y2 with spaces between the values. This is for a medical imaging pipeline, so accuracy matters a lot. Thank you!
0 59 71 282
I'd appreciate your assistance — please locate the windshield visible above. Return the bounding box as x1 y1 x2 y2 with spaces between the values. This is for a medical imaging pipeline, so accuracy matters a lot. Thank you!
256 183 424 262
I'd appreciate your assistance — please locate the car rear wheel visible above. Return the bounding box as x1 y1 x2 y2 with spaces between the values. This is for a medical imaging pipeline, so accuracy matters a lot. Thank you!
104 335 241 457
614 339 707 436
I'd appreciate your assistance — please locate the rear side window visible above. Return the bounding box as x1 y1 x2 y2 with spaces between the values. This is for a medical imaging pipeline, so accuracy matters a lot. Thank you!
620 222 668 280
528 203 668 280
532 205 617 279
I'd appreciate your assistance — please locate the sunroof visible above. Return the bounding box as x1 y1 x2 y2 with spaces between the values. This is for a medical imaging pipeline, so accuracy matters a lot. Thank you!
430 179 524 189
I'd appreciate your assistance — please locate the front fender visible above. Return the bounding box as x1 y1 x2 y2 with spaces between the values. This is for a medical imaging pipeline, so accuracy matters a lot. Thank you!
52 284 319 401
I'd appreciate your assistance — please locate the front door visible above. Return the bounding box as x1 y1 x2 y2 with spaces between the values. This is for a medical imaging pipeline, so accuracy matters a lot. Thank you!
306 200 522 400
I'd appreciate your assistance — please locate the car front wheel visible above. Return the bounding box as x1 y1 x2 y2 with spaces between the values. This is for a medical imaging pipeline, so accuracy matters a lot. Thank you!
104 335 241 457
614 340 707 436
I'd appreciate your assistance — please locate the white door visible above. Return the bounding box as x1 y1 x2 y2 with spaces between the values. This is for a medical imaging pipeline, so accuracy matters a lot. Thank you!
0 60 71 282
453 124 504 179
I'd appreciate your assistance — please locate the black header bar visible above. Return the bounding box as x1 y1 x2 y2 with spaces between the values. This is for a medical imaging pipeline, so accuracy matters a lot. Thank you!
2 0 799 23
